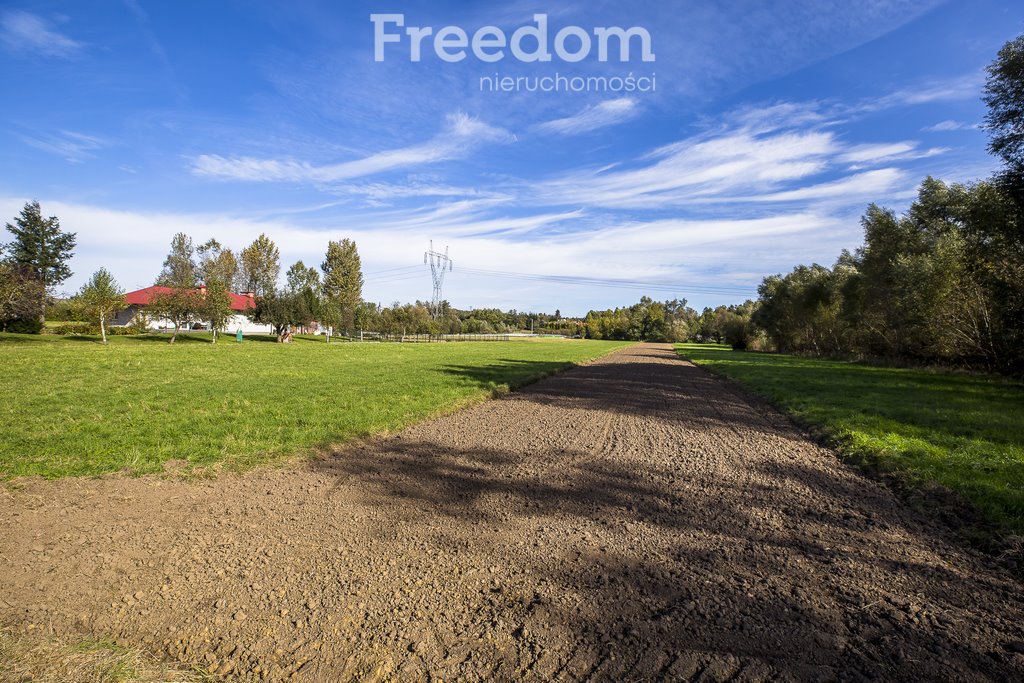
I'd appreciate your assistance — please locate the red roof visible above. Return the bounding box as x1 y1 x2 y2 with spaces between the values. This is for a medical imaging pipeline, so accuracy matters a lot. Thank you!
226 291 256 311
124 286 255 311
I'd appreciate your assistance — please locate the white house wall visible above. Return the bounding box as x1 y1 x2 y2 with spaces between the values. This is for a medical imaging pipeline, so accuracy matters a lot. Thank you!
226 314 274 334
112 306 273 334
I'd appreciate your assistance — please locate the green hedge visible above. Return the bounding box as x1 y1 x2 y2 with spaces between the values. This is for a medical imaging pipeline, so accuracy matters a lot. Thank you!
44 322 101 336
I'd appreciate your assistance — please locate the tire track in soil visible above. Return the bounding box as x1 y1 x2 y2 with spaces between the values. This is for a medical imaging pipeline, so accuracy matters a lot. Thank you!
2 343 1023 681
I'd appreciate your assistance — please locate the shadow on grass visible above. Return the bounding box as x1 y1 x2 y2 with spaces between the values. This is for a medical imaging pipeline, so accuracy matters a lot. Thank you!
438 358 580 392
127 333 215 344
0 333 54 344
0 333 217 345
237 334 327 343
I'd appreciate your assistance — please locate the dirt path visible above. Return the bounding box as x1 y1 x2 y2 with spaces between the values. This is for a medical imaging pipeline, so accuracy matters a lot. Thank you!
2 343 1023 681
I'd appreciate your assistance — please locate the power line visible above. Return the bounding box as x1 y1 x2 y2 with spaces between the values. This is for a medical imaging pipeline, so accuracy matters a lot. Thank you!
363 265 423 277
363 273 424 286
363 260 757 300
454 266 755 296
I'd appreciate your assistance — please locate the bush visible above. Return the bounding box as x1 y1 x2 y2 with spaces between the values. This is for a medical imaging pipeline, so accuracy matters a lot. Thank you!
4 318 43 334
462 318 495 334
723 314 754 350
45 322 100 336
47 298 87 322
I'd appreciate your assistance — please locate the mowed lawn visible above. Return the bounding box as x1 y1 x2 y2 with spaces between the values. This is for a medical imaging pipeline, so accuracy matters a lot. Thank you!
678 343 1024 535
0 334 629 478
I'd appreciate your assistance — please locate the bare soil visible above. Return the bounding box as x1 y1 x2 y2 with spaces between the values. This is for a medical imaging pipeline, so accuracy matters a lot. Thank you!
2 343 1023 682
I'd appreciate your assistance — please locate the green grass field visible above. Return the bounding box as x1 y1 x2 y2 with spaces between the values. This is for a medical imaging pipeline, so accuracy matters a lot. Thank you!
677 343 1024 536
0 333 629 479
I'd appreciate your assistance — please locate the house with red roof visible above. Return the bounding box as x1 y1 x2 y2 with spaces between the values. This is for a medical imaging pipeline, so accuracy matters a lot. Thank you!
113 285 274 334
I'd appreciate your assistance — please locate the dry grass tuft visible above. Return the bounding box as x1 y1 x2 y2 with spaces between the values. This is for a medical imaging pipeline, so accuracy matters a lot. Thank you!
0 628 207 683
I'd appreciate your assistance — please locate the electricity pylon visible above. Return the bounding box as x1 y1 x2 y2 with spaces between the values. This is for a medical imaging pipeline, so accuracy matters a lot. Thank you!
424 241 452 318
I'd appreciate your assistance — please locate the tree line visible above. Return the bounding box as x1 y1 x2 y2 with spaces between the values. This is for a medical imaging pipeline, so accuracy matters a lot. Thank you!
578 297 756 346
744 33 1024 373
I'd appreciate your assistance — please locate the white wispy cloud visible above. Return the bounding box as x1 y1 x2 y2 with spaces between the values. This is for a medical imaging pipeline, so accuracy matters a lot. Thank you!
0 10 81 58
534 98 640 136
717 101 836 135
123 0 186 102
192 112 514 184
859 73 984 112
525 97 950 211
839 141 948 168
19 130 107 163
729 168 907 203
922 120 973 132
361 199 584 239
331 182 511 204
533 128 837 209
840 142 917 164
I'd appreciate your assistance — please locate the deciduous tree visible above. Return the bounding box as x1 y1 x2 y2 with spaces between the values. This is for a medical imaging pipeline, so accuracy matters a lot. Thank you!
321 239 363 337
984 33 1024 177
286 261 321 334
239 233 280 299
198 279 234 343
0 262 45 331
157 233 197 289
153 233 199 343
149 288 200 343
78 268 126 344
197 239 239 291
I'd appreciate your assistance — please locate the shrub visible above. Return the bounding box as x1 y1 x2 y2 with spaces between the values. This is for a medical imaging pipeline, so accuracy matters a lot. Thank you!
47 298 87 322
723 313 755 351
462 318 495 334
45 322 100 336
4 318 43 334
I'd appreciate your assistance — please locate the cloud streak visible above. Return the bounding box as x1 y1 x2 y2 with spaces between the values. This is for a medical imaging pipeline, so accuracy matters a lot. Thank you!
532 128 838 209
19 130 107 163
922 119 973 132
858 73 984 112
192 112 514 184
525 99 946 211
0 10 81 58
534 98 640 136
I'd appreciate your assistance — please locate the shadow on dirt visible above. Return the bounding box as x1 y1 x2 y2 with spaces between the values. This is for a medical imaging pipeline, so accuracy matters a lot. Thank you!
310 435 1023 680
440 348 793 439
307 344 1024 680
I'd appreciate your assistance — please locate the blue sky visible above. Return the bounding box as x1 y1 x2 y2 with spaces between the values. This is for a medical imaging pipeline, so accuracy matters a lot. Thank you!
1 0 1021 314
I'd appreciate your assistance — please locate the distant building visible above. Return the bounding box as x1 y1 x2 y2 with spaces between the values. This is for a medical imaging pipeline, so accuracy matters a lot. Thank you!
113 286 274 334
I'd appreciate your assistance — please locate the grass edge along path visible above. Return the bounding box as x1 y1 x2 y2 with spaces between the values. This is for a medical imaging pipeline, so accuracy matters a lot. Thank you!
677 343 1024 545
0 335 631 480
